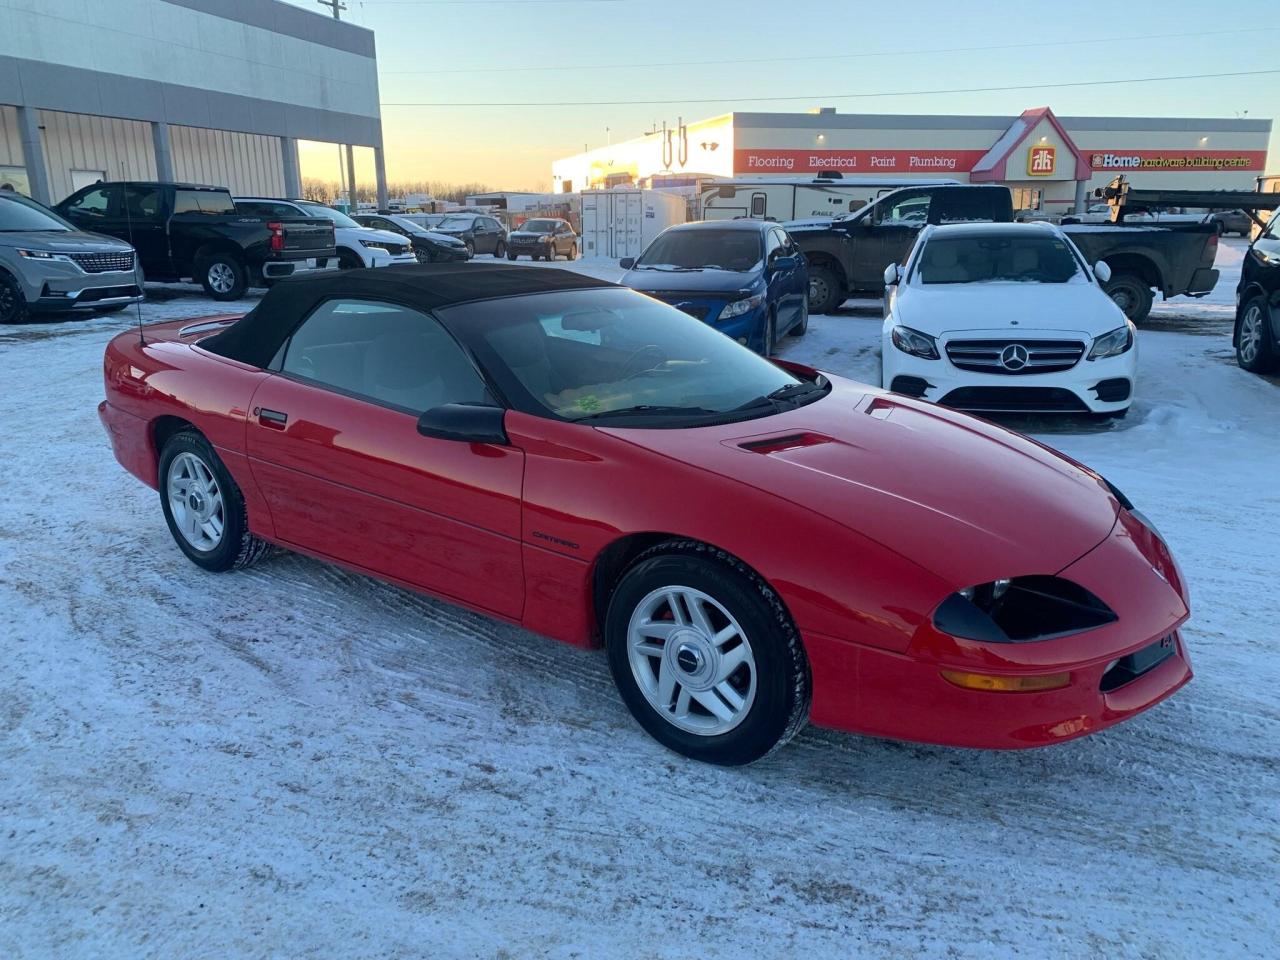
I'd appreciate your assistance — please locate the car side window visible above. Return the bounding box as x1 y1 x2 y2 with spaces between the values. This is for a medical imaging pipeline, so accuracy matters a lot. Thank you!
766 229 785 261
123 184 163 219
280 299 489 414
487 218 502 231
876 192 931 225
64 186 115 218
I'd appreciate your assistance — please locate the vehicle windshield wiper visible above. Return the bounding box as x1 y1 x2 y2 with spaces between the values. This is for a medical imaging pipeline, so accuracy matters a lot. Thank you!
573 404 719 422
733 380 826 410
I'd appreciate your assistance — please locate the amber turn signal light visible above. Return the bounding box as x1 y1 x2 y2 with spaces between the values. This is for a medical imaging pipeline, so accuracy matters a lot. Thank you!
940 669 1071 693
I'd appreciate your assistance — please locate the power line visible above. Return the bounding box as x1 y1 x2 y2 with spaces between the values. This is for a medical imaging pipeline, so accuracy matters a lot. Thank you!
381 27 1280 75
381 67 1280 108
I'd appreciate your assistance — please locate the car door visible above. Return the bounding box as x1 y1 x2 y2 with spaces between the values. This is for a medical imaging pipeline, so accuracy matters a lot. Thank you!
244 297 526 619
1250 212 1280 340
118 184 171 275
855 190 932 289
778 228 807 325
763 228 790 329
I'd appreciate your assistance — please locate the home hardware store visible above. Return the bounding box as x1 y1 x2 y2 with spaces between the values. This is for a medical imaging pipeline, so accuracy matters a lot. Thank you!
552 107 1271 214
0 0 387 206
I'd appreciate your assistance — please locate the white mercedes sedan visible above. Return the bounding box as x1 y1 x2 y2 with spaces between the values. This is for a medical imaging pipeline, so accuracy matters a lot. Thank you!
881 222 1137 418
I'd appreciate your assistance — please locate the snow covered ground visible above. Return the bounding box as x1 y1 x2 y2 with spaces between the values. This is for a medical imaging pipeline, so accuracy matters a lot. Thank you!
2 240 1276 959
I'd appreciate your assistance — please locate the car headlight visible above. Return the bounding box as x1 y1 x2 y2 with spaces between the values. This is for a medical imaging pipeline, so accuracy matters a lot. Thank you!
933 575 1117 643
1087 323 1134 360
359 239 387 250
890 324 940 360
17 249 72 262
540 235 554 244
720 294 765 320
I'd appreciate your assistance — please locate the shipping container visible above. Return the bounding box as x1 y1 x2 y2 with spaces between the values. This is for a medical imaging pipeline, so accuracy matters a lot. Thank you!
580 189 686 259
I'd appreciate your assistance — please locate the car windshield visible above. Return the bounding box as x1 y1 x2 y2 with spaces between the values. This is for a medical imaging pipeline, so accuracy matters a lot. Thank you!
520 219 559 233
299 204 361 229
634 229 762 272
442 287 822 426
438 216 475 229
0 195 73 232
916 234 1082 284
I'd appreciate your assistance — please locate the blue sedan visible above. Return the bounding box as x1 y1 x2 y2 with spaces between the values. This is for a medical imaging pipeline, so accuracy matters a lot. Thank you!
619 220 808 355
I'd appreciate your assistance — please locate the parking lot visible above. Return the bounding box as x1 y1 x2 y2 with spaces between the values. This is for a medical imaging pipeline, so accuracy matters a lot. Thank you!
1 240 1277 958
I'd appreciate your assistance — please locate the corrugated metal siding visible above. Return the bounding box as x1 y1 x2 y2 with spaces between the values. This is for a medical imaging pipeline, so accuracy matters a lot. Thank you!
171 126 284 196
0 105 23 166
39 109 156 201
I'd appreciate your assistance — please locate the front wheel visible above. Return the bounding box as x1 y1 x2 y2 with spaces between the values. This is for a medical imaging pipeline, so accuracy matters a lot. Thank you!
196 253 248 301
159 430 271 572
0 271 29 324
1237 296 1277 373
464 240 475 258
605 542 810 765
807 264 842 315
566 243 578 261
1103 273 1154 325
507 251 518 261
493 240 506 259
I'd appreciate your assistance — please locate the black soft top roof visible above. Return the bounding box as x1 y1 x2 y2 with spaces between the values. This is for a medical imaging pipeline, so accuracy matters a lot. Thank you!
202 262 618 368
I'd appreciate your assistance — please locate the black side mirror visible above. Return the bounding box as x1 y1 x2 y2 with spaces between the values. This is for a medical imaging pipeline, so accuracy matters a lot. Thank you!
619 257 635 269
417 403 508 444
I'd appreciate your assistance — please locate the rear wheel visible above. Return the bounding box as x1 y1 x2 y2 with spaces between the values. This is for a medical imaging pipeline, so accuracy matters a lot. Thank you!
159 430 271 572
761 310 776 356
1103 273 1155 325
1237 296 1277 373
0 271 29 324
196 252 248 301
807 264 842 315
605 542 810 765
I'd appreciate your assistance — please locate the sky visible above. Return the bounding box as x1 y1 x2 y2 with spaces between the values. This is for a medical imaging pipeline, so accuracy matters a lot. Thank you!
282 0 1280 192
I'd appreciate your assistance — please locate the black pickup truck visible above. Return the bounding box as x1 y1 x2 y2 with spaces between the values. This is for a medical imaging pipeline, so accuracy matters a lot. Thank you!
789 184 1219 322
55 182 337 301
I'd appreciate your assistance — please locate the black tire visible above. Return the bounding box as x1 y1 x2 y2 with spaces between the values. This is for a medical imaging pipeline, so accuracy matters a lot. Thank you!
464 240 475 258
1103 273 1154 325
195 252 248 301
807 264 842 315
0 270 31 324
1236 295 1278 373
507 251 518 261
158 430 271 573
494 240 506 259
604 541 811 765
788 298 809 337
338 250 364 271
567 243 578 261
762 310 776 356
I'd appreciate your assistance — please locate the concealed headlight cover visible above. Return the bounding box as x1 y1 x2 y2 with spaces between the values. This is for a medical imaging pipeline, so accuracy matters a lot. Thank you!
933 575 1117 644
1087 324 1134 360
891 325 940 360
721 294 764 319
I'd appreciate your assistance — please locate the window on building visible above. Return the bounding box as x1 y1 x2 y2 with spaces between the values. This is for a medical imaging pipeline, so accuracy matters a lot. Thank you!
1011 187 1044 213
0 166 31 196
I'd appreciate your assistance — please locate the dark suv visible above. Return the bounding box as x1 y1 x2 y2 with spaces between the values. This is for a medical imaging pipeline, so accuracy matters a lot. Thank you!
507 218 578 261
431 213 507 258
1235 207 1280 374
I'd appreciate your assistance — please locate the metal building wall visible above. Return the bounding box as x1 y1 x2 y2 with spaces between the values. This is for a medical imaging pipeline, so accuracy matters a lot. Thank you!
170 126 285 196
0 105 21 165
38 109 156 201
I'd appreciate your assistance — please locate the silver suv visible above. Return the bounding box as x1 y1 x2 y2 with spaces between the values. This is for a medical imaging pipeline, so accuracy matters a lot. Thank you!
0 191 144 324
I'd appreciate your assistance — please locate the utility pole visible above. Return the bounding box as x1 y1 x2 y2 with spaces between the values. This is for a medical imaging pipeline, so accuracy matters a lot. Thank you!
318 0 358 212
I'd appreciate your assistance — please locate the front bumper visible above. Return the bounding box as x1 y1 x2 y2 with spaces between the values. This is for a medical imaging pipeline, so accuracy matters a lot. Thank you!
362 247 418 268
415 242 470 262
882 331 1137 415
508 239 555 257
22 259 144 312
804 510 1192 748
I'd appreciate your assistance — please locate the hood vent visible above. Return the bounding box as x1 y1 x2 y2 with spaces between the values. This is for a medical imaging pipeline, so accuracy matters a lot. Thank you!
738 432 832 455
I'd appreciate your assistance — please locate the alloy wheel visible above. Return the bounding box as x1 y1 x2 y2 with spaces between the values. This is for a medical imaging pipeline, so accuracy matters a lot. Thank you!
167 452 226 550
626 585 757 736
207 262 236 295
1239 304 1263 365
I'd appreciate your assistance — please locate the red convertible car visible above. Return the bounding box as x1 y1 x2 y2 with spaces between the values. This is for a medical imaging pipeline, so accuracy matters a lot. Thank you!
99 264 1192 764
